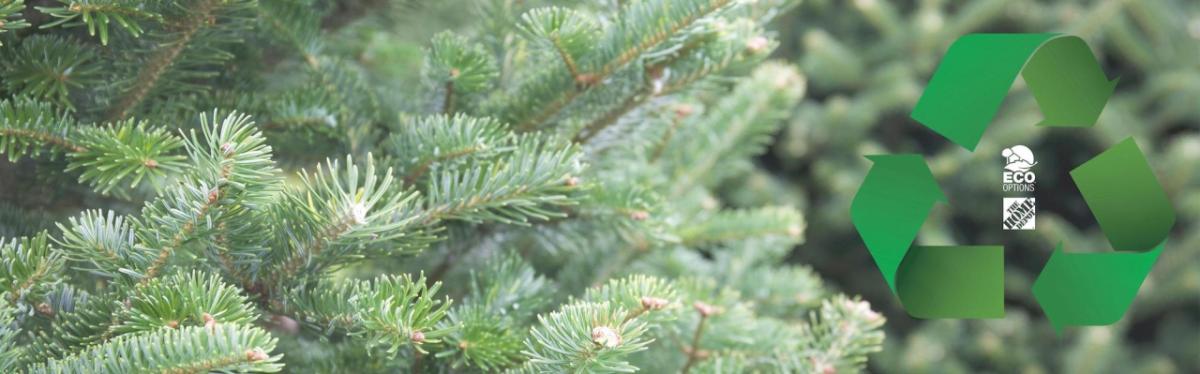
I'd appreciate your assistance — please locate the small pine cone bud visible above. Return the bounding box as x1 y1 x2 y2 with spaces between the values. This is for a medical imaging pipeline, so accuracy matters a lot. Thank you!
575 73 599 87
683 346 711 359
629 210 649 221
0 20 6 28
69 3 82 12
693 301 717 317
143 159 159 169
220 143 236 156
202 313 217 329
166 320 179 329
36 302 54 316
410 330 426 344
673 104 695 119
449 68 461 78
746 36 770 54
348 203 369 225
246 348 269 362
458 341 470 350
270 315 299 335
810 357 835 374
640 296 669 311
565 176 580 187
787 224 803 238
591 326 622 348
646 65 665 80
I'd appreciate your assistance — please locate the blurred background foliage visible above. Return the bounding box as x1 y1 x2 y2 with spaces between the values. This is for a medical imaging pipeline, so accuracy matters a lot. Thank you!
758 0 1200 373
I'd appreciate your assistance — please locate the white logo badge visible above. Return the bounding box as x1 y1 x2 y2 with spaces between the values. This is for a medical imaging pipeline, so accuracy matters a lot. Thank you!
1002 145 1037 172
1002 145 1036 192
1003 198 1036 230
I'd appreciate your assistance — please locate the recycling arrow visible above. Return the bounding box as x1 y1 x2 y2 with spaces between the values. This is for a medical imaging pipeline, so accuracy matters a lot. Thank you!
1033 138 1175 331
850 155 1004 318
853 33 1177 330
911 33 1117 151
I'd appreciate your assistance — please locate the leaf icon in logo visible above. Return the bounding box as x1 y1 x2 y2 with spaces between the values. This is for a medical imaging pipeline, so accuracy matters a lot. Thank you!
1002 145 1037 172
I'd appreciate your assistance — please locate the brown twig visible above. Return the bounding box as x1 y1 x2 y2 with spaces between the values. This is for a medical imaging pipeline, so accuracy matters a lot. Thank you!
0 128 86 153
680 303 714 374
442 80 456 114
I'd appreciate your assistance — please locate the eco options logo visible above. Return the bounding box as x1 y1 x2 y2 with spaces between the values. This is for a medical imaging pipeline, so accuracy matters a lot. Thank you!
849 34 1176 331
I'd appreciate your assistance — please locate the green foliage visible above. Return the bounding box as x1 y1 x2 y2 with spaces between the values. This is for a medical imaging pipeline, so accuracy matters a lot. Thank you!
0 0 30 46
0 302 17 371
424 31 497 112
0 35 101 107
285 273 453 356
424 135 581 224
266 154 433 277
30 324 282 373
0 0 888 372
0 96 77 161
117 271 259 334
522 301 653 373
0 232 64 311
36 0 161 45
70 119 187 194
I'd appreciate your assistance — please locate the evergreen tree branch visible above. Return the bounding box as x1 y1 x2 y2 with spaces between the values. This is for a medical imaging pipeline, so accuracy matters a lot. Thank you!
29 324 282 373
54 210 137 280
0 232 63 307
676 206 804 247
423 32 497 114
0 97 84 158
134 111 278 285
106 0 220 120
423 136 582 225
281 274 453 356
0 126 84 153
265 155 432 287
0 298 20 371
510 0 736 131
35 0 162 45
663 62 804 197
1 98 188 195
0 0 30 47
388 114 509 187
0 35 102 108
521 301 653 372
69 119 188 195
136 186 217 285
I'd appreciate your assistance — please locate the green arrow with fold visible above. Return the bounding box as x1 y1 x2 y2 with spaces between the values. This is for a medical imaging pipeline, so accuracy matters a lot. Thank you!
852 33 1176 330
850 155 1004 318
1033 138 1175 331
911 33 1117 151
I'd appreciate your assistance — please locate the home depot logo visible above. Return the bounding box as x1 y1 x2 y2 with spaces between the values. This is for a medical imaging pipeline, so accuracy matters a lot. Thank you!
1003 197 1036 230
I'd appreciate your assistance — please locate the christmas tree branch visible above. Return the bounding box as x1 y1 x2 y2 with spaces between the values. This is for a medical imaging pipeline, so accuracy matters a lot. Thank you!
29 325 281 373
0 127 84 153
106 0 220 120
513 0 736 131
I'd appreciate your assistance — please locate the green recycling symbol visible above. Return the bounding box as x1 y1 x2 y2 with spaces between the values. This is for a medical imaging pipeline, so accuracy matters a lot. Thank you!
850 33 1176 331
